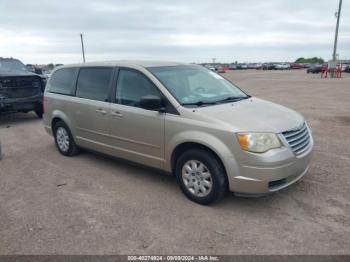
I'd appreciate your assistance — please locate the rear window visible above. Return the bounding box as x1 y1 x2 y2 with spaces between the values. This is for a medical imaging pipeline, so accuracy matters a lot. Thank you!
76 67 113 102
47 68 77 95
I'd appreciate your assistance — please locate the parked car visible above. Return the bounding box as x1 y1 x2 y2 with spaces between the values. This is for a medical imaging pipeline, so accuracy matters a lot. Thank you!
0 57 45 118
240 64 248 70
283 63 291 70
44 61 313 205
256 63 265 70
306 64 322 74
274 63 290 70
274 64 283 70
254 63 262 69
229 64 237 70
341 64 349 72
263 63 276 70
216 66 226 73
346 65 350 73
247 64 257 69
290 63 303 69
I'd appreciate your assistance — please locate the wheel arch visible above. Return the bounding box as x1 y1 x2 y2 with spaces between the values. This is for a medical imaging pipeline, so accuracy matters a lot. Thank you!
51 117 62 130
170 142 228 179
50 110 75 136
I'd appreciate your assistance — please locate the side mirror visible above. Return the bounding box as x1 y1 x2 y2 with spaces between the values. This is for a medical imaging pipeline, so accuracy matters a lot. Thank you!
140 95 165 112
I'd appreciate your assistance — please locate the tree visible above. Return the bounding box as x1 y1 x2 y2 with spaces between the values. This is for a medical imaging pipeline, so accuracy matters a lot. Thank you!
47 63 55 70
295 57 324 64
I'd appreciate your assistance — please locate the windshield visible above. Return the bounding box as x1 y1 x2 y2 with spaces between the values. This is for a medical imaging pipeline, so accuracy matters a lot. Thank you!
0 59 27 72
148 65 248 106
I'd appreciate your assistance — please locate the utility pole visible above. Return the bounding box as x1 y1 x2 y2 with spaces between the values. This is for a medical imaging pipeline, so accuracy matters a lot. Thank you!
80 33 86 63
332 0 342 62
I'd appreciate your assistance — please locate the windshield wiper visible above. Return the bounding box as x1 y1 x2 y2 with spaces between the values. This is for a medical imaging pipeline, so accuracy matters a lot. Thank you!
181 100 217 107
215 95 251 104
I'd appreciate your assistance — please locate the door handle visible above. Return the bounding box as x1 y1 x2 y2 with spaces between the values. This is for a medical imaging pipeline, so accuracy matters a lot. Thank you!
95 108 107 115
111 111 123 118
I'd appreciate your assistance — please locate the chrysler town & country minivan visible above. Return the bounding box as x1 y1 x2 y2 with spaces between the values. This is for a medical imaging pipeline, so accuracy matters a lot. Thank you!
43 61 313 204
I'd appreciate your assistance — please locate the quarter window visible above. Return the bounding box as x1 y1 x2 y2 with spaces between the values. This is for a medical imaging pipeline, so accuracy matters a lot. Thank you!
47 68 77 95
76 67 113 101
116 69 160 107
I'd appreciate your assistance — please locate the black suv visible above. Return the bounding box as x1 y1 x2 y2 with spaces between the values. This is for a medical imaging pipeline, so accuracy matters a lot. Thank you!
0 57 45 118
306 64 322 74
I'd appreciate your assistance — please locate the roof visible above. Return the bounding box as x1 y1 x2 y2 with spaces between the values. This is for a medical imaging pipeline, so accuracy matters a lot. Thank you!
59 60 186 69
0 57 20 61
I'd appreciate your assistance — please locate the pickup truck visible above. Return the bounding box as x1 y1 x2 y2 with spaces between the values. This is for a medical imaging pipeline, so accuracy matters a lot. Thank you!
0 57 45 118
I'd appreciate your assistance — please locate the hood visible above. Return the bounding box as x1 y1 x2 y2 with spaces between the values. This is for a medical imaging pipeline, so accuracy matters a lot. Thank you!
0 70 39 77
194 97 304 133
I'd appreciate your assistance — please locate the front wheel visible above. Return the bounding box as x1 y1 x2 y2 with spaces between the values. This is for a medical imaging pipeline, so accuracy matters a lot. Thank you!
175 149 227 205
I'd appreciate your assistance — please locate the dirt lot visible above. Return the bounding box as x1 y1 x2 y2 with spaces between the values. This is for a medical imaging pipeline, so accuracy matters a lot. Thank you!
0 70 349 255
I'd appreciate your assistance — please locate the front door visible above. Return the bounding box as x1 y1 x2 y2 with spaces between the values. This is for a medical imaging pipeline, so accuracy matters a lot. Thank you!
109 68 165 168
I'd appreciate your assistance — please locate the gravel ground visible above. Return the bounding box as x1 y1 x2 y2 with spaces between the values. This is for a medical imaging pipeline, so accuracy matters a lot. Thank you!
0 69 349 255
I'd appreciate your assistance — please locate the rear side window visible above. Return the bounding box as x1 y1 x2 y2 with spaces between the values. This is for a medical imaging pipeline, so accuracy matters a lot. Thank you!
47 68 77 95
76 67 113 102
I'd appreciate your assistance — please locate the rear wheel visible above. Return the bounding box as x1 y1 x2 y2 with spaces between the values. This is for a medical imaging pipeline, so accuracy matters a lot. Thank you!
175 149 227 205
53 121 79 156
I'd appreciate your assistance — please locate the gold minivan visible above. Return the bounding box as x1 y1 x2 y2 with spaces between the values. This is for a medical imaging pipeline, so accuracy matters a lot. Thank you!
43 61 313 204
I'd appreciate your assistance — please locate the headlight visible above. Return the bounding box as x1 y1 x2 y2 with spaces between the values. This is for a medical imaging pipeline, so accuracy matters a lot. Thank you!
236 133 281 153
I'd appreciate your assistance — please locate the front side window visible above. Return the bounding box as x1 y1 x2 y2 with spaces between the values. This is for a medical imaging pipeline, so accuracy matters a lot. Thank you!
47 68 77 95
116 69 161 107
76 67 113 101
148 65 249 106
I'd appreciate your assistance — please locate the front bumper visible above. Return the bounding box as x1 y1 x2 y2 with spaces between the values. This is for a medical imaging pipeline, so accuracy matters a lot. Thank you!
0 94 42 112
233 164 309 197
225 133 313 195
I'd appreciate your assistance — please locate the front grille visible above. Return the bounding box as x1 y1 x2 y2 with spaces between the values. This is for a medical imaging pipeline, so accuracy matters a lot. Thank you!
282 122 311 155
0 76 42 98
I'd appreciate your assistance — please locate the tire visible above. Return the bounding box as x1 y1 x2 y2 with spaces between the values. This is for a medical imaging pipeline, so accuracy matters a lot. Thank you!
175 149 227 205
53 121 79 156
35 109 43 118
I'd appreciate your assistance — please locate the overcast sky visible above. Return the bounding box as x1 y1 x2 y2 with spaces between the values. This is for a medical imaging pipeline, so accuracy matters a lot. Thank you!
0 0 349 64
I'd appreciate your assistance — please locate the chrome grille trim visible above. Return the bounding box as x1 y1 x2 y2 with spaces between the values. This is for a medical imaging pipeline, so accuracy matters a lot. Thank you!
290 133 309 148
287 128 308 144
292 136 310 152
282 122 311 155
283 124 307 139
295 143 311 155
